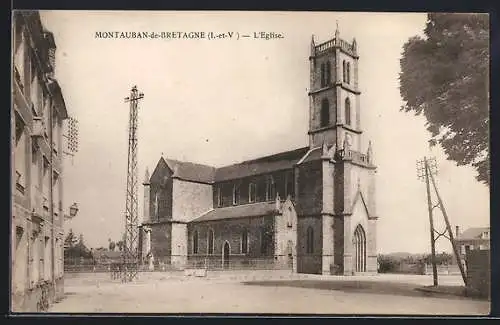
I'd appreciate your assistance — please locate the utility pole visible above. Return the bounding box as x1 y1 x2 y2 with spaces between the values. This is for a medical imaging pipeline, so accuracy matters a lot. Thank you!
122 86 144 282
417 157 438 286
417 157 467 286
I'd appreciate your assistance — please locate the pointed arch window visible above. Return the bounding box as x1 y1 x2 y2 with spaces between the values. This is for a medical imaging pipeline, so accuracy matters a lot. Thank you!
342 60 346 83
353 225 366 272
345 97 351 126
265 176 275 201
347 62 351 84
241 229 248 254
306 226 314 254
249 183 257 203
326 61 331 86
208 229 214 255
192 230 199 254
216 186 222 207
320 63 326 87
320 98 330 128
232 183 240 205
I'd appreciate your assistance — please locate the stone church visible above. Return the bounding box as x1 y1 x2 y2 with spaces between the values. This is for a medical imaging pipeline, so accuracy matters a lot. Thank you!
139 28 378 275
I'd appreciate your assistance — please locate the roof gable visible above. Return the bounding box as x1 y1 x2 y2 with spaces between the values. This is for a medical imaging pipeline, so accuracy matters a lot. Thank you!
150 157 173 184
351 190 373 219
164 159 216 184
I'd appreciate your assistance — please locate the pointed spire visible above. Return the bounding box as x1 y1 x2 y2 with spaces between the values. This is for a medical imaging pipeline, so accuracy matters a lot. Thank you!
322 141 328 155
352 37 357 52
144 167 150 184
335 20 340 39
367 140 373 164
343 134 350 151
310 34 316 56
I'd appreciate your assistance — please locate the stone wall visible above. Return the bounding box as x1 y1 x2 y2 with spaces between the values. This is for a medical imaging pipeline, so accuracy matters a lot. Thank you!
188 215 276 259
296 160 323 215
275 199 298 271
172 178 212 222
149 222 172 265
296 215 323 274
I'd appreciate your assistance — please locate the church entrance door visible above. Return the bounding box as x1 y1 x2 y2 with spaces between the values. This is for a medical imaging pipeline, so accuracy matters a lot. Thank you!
222 241 230 269
353 225 366 272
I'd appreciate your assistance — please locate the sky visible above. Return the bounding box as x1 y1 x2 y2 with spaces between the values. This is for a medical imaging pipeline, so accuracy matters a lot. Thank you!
38 11 490 254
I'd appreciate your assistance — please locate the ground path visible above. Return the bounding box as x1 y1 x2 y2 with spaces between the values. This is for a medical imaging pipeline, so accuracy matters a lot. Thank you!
48 271 489 315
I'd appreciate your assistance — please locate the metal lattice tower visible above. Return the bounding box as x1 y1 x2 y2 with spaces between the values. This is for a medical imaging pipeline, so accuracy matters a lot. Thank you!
122 86 144 282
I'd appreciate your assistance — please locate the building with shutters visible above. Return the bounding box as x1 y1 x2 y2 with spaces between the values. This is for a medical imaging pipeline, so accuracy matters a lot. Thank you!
139 27 378 275
11 11 69 311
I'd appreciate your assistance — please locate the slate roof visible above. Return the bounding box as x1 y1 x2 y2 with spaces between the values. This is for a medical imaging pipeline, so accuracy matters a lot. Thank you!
164 159 216 184
156 146 313 184
214 146 310 182
458 227 490 241
192 201 279 222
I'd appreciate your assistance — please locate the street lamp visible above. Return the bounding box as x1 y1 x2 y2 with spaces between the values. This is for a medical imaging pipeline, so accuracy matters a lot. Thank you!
65 203 79 220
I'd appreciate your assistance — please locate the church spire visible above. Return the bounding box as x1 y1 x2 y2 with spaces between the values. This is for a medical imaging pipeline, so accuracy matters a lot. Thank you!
335 20 340 39
310 34 316 56
367 141 373 164
143 167 150 184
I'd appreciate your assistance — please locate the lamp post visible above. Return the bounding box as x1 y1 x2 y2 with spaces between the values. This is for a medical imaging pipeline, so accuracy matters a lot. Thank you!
65 202 79 220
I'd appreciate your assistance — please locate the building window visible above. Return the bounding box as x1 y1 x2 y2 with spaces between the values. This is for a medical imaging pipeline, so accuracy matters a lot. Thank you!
286 207 293 228
42 156 50 206
342 60 346 83
260 226 272 255
15 113 26 193
320 98 329 128
241 229 248 254
248 183 256 203
345 97 351 126
39 236 44 281
232 183 240 205
14 23 25 89
43 95 50 138
15 226 24 250
265 176 275 201
192 230 199 254
320 63 325 87
347 62 351 84
208 229 214 255
326 61 331 86
284 171 294 199
306 226 314 254
52 108 60 154
217 186 222 207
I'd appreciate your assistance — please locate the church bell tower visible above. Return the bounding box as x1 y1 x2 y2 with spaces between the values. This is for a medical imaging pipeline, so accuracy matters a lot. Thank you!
308 25 362 151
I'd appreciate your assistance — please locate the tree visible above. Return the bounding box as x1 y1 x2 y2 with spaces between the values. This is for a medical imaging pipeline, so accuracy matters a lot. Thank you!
64 229 78 249
399 13 489 185
117 240 124 252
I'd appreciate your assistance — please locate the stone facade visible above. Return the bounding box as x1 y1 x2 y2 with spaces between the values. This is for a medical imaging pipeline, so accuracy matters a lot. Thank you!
140 28 378 276
11 11 69 312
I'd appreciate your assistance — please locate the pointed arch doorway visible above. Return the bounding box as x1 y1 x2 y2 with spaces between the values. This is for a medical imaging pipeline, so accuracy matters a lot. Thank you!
353 225 366 272
222 241 230 269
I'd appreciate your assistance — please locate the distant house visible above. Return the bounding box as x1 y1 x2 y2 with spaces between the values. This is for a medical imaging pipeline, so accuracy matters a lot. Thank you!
455 226 490 254
455 226 490 269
